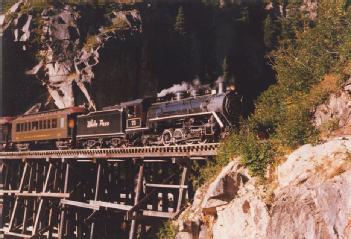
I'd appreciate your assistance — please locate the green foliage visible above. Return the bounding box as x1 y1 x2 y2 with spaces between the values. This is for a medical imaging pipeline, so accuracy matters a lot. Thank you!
199 129 274 181
199 0 351 183
320 118 340 135
157 220 178 239
254 0 351 147
263 13 279 49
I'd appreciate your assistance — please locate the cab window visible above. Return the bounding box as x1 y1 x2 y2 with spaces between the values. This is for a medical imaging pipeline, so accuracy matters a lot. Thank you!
127 106 135 118
16 124 20 132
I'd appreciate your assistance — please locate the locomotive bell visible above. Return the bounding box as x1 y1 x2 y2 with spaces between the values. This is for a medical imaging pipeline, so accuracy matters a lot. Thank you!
191 89 200 98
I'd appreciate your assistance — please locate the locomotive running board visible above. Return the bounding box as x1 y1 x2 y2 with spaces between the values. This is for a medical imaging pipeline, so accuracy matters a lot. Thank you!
149 111 224 128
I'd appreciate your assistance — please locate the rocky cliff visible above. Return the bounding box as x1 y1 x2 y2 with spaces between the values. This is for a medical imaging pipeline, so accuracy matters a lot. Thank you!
2 0 144 113
176 137 351 238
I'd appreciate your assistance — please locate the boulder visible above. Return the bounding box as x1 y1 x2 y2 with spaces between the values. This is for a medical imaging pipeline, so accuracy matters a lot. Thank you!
177 138 351 238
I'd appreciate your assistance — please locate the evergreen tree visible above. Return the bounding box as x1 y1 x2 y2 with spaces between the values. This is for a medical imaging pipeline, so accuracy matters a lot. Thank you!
263 13 278 49
264 14 274 49
174 6 186 36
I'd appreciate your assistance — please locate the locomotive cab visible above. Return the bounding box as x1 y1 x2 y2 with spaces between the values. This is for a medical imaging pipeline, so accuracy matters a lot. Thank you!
122 98 154 131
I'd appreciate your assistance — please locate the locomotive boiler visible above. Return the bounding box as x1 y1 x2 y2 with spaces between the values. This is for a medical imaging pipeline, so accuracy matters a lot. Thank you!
144 87 242 145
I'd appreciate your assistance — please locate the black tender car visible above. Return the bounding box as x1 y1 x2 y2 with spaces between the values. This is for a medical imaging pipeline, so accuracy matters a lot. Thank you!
76 107 126 148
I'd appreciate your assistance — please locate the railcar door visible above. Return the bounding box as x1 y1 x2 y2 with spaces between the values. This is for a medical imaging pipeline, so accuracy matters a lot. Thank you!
0 123 11 150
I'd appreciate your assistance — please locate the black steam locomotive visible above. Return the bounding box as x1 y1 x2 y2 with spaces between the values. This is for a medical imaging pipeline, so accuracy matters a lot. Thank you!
0 82 242 151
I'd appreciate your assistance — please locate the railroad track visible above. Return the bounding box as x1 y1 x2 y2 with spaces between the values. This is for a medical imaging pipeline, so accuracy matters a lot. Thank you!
0 143 220 159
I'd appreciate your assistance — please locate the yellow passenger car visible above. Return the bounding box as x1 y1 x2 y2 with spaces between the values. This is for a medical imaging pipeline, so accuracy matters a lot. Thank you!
12 107 85 150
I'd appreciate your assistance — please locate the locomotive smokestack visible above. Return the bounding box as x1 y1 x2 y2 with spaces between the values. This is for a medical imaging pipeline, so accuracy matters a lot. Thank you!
218 82 224 94
216 76 225 95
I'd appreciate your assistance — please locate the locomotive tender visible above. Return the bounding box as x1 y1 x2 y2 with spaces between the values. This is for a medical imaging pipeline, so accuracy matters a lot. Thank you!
0 82 241 151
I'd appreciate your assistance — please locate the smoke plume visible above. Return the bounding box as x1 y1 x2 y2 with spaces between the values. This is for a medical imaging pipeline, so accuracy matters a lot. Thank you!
157 78 202 97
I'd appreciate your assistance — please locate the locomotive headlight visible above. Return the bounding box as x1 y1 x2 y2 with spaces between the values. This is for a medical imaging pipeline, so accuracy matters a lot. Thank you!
68 119 75 128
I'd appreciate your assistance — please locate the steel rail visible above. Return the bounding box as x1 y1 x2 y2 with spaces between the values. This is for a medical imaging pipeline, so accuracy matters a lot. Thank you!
0 143 220 159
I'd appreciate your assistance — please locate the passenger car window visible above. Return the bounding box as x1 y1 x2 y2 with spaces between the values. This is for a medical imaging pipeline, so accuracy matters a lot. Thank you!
32 121 38 130
60 117 65 128
52 119 57 128
47 120 51 129
16 124 20 132
39 121 42 129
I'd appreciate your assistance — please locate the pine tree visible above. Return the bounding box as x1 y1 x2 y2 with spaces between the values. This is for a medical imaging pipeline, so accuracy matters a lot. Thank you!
222 56 231 82
174 6 186 36
263 13 278 49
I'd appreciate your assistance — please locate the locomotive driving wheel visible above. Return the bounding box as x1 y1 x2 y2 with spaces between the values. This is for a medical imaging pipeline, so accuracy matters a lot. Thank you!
161 129 173 146
173 128 186 144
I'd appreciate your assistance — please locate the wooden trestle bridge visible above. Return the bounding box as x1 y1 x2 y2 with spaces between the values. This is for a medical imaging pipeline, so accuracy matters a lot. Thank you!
0 143 219 239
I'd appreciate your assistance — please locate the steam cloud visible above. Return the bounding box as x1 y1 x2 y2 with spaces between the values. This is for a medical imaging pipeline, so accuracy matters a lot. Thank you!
157 78 201 97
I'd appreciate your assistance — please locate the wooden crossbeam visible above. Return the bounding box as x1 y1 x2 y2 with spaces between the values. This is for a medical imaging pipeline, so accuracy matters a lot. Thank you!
1 190 20 194
60 199 100 210
130 210 175 220
14 192 70 198
89 200 133 211
3 230 33 238
145 183 188 189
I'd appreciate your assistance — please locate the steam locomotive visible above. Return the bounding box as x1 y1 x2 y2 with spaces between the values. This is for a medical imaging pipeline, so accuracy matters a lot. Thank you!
0 82 242 151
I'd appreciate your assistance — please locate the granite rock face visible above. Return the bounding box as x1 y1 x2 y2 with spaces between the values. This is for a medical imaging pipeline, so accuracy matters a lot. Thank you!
176 138 351 238
177 160 269 239
1 0 142 111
